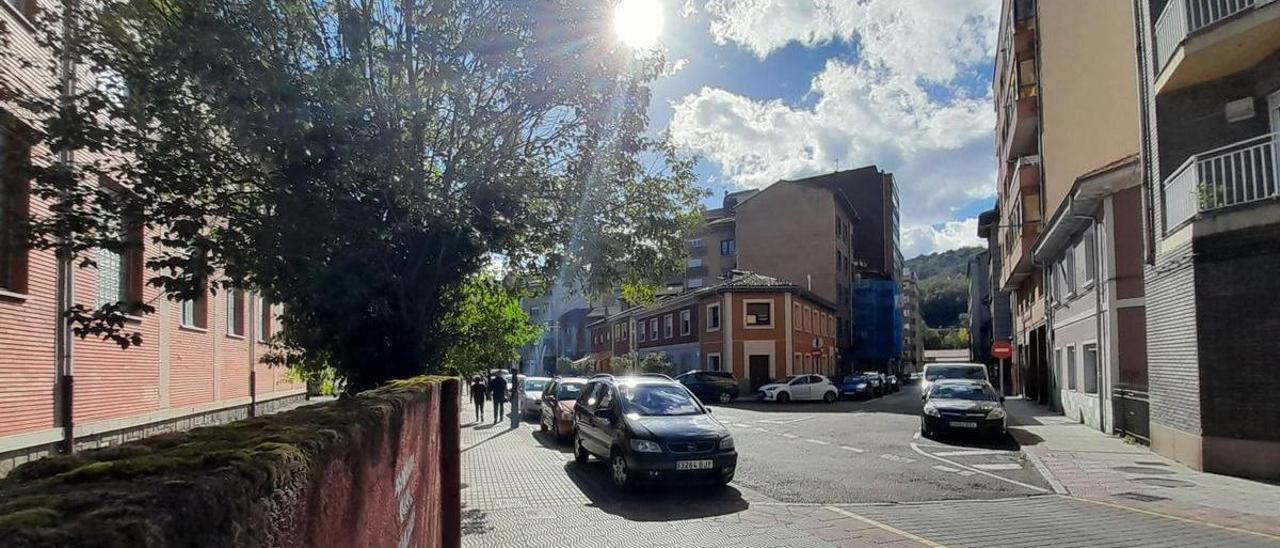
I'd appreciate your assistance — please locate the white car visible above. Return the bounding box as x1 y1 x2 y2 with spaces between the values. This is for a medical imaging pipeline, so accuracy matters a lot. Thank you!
921 363 990 398
756 374 839 403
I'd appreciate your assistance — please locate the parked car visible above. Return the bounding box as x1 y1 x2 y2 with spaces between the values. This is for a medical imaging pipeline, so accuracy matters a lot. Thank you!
838 374 876 400
920 379 1007 439
886 374 900 393
675 370 740 404
572 375 737 490
519 376 551 418
921 363 990 398
540 377 589 441
861 372 887 396
756 374 839 403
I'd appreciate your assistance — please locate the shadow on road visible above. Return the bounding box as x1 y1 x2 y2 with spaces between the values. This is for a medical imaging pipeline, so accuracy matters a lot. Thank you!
563 461 750 522
531 430 574 455
919 428 1022 451
716 388 924 417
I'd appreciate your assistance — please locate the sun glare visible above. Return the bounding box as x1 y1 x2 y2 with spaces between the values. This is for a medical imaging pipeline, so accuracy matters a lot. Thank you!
614 0 664 50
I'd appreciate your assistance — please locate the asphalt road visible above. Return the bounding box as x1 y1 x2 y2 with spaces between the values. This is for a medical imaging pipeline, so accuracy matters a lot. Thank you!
708 382 1051 504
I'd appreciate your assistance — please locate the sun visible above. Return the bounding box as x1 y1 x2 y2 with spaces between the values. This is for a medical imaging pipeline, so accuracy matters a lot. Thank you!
614 0 665 50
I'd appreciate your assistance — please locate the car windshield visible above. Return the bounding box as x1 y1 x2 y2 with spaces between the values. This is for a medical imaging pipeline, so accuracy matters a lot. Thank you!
524 380 548 391
929 384 998 401
555 382 584 400
925 366 986 381
618 384 703 416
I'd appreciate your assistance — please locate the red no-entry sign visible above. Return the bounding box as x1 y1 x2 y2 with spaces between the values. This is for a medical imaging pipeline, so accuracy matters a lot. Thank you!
992 341 1013 360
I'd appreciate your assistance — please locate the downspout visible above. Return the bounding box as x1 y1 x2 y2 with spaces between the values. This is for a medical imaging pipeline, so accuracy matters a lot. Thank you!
1134 0 1157 266
248 295 257 418
54 0 80 455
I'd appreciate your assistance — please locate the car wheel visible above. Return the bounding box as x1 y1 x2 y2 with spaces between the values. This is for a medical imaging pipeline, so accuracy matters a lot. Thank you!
823 391 837 403
718 391 733 404
610 452 633 490
920 419 931 438
776 392 790 404
574 436 590 464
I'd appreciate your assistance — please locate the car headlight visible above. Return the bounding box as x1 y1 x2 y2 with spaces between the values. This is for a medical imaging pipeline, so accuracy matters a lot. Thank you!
719 436 735 450
923 404 941 417
987 408 1007 420
763 386 779 392
856 383 867 389
630 439 662 453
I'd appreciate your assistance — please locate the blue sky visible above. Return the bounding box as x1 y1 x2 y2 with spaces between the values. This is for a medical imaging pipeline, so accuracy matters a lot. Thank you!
635 0 1002 259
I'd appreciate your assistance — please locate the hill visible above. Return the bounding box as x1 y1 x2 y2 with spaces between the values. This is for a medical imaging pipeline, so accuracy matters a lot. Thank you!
905 247 983 328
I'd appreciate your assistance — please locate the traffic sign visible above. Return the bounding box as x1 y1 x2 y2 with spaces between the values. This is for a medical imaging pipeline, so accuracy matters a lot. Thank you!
992 341 1013 360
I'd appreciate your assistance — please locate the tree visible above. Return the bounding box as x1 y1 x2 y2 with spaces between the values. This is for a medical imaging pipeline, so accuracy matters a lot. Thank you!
3 0 702 391
611 351 673 377
435 276 540 379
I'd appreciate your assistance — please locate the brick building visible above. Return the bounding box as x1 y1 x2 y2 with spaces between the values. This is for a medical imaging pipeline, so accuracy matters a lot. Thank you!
0 0 304 476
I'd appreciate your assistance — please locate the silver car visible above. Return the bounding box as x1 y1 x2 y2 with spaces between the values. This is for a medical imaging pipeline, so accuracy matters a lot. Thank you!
518 376 551 417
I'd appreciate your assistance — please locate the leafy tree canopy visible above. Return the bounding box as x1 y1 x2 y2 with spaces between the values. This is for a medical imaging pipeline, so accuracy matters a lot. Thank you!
437 276 540 379
3 0 702 391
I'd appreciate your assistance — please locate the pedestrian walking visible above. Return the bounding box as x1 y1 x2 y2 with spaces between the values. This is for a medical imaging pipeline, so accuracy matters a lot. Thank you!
469 376 488 423
489 373 508 424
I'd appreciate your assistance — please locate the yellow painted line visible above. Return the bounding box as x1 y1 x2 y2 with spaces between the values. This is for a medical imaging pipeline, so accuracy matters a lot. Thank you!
1068 495 1280 542
822 506 948 548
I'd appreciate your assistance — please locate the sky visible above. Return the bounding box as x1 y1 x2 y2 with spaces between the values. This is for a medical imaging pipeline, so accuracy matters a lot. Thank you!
636 0 1000 260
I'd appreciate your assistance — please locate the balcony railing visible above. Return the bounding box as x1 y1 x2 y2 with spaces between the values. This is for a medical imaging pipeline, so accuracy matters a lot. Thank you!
1156 0 1258 70
1162 132 1278 232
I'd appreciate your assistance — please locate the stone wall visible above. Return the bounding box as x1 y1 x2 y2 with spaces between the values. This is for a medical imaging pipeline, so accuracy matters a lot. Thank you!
0 377 461 548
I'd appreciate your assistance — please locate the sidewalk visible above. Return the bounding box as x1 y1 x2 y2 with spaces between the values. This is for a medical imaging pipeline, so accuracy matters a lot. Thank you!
1005 396 1280 539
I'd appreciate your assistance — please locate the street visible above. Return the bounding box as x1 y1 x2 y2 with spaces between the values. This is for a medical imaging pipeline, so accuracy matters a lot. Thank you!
460 384 1278 547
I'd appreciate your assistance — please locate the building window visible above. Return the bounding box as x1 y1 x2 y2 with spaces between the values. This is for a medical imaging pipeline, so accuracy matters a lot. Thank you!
663 314 674 338
744 301 772 328
687 278 704 288
95 215 143 309
181 277 208 328
708 353 721 372
637 320 647 341
1063 249 1076 295
689 238 703 248
680 309 691 336
227 290 246 336
794 352 803 373
0 120 31 294
258 298 273 341
649 318 658 341
793 303 802 331
688 258 703 268
1082 229 1097 287
1066 344 1077 391
720 239 735 256
1082 343 1098 394
706 303 721 331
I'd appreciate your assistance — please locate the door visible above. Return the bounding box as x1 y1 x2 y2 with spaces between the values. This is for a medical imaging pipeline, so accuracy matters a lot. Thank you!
582 385 616 455
788 376 811 400
748 355 771 391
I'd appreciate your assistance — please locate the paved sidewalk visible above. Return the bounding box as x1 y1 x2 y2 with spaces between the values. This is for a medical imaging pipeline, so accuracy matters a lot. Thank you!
1006 397 1280 539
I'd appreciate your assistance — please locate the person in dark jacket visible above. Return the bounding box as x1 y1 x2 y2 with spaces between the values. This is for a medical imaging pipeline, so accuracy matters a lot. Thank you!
469 376 488 423
488 374 508 424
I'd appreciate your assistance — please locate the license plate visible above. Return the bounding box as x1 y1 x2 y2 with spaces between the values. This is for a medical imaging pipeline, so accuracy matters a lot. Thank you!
949 421 978 429
676 459 715 470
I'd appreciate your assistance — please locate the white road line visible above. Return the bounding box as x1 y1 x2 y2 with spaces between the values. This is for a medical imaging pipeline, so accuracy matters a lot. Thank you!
972 463 1023 471
909 442 1048 493
839 445 865 453
912 430 921 440
957 470 976 477
781 433 799 439
932 465 960 473
879 454 917 464
822 507 949 548
932 449 1006 457
804 439 829 445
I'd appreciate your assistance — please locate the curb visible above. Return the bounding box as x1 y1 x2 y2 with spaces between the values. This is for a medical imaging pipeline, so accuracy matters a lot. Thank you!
1019 445 1068 495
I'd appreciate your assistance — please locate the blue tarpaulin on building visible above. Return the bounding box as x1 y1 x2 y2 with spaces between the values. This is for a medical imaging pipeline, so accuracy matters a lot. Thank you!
853 278 903 362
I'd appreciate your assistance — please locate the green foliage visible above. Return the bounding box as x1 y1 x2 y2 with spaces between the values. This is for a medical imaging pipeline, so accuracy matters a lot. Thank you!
611 352 673 377
905 247 984 280
438 277 540 380
924 328 970 350
620 281 659 307
2 0 701 390
555 356 594 377
906 247 983 329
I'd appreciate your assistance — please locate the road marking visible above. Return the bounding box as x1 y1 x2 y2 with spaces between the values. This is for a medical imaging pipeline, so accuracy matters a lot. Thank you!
957 470 976 477
1068 495 1280 542
932 449 1006 457
756 416 814 425
973 463 1022 471
781 433 799 439
932 465 960 473
839 445 865 453
822 506 949 548
804 439 830 445
909 442 1048 493
912 430 921 440
880 454 917 464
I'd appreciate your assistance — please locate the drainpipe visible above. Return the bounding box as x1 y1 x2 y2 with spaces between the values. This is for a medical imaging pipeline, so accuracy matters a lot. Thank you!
248 294 256 418
54 0 80 455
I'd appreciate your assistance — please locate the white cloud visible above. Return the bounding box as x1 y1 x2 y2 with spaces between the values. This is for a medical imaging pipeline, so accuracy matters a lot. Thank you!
901 218 985 260
663 58 689 77
667 0 1000 255
703 0 998 83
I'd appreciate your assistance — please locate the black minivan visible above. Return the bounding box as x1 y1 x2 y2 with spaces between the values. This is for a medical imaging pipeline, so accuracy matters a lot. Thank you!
675 370 740 404
573 375 738 490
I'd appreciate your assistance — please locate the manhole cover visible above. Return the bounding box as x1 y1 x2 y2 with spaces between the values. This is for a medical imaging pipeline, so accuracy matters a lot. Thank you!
1114 465 1175 475
1131 477 1196 488
1114 492 1169 502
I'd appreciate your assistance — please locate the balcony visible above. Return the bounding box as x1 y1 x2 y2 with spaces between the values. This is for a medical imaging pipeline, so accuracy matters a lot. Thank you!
998 79 1039 162
999 188 1042 292
1007 155 1041 198
1154 0 1280 95
1161 132 1278 234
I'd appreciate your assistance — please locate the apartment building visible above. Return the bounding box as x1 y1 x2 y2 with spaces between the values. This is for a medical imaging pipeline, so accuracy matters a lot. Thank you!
900 271 925 374
0 0 304 474
796 166 903 282
975 209 1016 394
1136 0 1280 478
681 190 756 289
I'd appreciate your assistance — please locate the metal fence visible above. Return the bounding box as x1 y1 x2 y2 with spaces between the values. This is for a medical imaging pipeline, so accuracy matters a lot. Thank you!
1162 132 1278 233
1155 0 1258 71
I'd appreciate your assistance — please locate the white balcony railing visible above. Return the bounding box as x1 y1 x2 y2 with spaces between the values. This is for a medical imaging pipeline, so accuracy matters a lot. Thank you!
1155 0 1258 71
1162 132 1279 233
